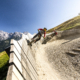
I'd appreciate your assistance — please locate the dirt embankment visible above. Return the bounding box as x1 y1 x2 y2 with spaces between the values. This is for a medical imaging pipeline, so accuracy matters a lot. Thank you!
31 29 80 80
45 34 80 80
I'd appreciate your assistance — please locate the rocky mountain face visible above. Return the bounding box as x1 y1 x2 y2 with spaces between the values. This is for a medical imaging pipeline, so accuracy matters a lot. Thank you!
0 30 31 52
0 31 24 41
0 31 9 41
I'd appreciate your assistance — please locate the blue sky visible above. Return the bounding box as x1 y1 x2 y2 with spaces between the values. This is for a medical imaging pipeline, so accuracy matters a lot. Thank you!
0 0 80 34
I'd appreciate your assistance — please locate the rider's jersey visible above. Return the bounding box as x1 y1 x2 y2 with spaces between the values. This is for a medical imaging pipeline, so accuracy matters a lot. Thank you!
38 28 46 37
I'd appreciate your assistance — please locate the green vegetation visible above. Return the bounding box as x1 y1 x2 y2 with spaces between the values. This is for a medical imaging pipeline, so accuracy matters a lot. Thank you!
0 51 9 80
47 15 80 33
0 51 9 69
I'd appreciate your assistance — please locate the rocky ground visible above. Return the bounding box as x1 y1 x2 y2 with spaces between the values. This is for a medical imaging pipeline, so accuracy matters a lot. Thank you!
31 30 80 80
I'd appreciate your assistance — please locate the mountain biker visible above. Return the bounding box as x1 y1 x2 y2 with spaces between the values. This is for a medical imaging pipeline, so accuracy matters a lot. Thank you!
32 27 47 42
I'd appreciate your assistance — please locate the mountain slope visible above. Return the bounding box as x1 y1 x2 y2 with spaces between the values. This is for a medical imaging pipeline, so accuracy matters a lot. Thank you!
47 15 80 33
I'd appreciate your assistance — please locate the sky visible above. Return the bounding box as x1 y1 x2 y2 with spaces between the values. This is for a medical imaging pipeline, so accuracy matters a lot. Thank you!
0 0 80 34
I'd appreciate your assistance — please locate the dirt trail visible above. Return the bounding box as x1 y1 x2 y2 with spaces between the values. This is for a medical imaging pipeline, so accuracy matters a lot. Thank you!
35 43 62 80
34 33 80 80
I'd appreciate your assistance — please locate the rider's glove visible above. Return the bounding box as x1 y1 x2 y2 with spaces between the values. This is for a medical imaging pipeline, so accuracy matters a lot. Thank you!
44 37 45 39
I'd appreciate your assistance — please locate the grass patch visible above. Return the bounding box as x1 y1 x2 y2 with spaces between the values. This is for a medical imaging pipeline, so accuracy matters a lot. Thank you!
60 23 80 31
0 51 9 80
0 51 9 69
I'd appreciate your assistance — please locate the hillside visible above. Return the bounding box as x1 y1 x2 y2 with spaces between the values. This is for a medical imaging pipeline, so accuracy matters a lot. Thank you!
34 16 80 80
47 15 80 33
36 33 80 80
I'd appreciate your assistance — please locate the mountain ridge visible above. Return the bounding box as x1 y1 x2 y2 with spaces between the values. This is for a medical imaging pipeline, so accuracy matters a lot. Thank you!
0 30 30 41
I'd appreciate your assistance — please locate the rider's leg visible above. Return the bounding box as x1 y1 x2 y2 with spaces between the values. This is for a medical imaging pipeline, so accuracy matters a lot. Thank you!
34 34 41 43
35 37 41 42
33 33 39 39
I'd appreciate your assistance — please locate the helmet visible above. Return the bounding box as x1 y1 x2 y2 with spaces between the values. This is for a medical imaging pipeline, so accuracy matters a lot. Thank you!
44 27 47 31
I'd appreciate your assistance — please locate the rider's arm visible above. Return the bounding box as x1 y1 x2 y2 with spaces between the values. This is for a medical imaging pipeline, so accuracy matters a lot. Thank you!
38 28 43 31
